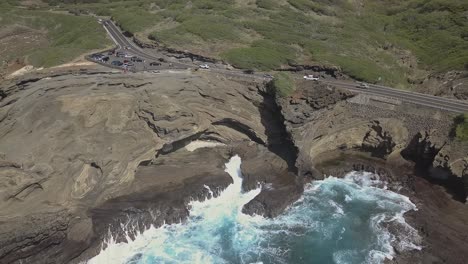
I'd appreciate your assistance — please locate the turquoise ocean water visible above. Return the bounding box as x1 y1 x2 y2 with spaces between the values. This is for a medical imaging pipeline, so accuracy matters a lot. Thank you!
89 155 420 264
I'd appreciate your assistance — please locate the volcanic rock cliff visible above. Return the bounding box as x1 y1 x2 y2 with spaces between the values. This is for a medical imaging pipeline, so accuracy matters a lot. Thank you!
275 80 468 264
0 70 270 263
0 69 467 264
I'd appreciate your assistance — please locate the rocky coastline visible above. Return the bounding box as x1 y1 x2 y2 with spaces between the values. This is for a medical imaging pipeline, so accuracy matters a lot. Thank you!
0 68 467 263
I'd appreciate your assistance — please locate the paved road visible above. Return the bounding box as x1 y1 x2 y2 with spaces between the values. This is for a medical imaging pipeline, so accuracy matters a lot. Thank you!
101 20 468 113
321 80 468 113
102 20 268 80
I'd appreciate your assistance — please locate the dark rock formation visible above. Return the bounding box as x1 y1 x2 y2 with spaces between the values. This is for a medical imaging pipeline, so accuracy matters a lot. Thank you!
233 143 303 218
361 121 397 158
0 210 74 264
401 131 446 170
274 81 468 264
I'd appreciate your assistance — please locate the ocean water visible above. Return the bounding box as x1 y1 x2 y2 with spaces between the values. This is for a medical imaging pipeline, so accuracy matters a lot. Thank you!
88 155 420 264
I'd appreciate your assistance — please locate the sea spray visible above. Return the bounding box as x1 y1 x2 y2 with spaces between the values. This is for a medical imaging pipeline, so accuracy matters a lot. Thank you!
88 157 420 264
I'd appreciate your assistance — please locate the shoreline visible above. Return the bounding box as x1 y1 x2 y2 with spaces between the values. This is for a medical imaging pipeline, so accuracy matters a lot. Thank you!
0 70 466 264
315 152 468 264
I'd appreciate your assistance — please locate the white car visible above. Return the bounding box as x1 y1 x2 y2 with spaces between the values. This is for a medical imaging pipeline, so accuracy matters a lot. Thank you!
356 82 370 89
303 75 319 81
199 64 210 69
124 53 133 58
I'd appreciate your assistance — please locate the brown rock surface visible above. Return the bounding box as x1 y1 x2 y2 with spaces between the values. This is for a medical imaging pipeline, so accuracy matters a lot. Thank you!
277 83 468 264
1 67 468 264
0 70 277 263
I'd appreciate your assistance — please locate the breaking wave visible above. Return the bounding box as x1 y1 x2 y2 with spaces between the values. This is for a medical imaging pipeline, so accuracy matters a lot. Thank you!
88 155 420 264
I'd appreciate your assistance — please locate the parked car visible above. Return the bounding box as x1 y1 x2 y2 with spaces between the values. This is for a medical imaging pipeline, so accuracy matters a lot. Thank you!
199 64 210 69
356 82 370 89
303 75 319 81
116 52 125 57
91 54 104 60
123 62 134 67
263 74 274 79
150 62 161 66
108 50 114 55
124 53 133 58
158 58 166 62
111 61 123 66
243 69 254 74
131 56 143 62
102 56 110 62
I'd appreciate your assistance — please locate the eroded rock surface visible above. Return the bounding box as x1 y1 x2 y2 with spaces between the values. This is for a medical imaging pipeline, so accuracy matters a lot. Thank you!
1 68 468 264
0 70 275 263
276 81 468 264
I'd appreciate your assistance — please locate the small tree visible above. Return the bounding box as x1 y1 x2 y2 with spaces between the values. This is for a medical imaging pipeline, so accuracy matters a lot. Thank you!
455 113 468 141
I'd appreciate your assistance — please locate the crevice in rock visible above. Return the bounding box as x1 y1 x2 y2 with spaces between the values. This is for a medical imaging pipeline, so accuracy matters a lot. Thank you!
89 162 103 174
8 181 45 201
212 118 266 146
257 88 299 173
401 131 445 169
15 77 42 87
156 130 211 157
123 82 152 89
0 90 7 101
401 132 466 202
198 90 225 103
135 110 162 137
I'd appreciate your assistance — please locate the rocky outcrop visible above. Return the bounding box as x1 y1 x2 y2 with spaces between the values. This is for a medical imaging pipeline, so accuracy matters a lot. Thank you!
233 143 303 218
274 81 468 264
0 70 274 263
401 130 446 169
87 147 233 256
416 70 468 100
1 64 467 264
0 210 72 264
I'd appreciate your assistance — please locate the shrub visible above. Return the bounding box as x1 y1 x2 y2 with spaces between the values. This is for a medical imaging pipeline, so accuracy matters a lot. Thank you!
269 72 296 97
256 0 277 10
455 114 468 141
222 40 296 70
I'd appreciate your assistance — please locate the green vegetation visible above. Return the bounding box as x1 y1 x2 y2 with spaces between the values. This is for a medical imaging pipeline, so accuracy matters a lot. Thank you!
455 114 468 141
3 0 467 86
151 15 240 44
0 1 110 68
221 40 296 70
269 72 296 98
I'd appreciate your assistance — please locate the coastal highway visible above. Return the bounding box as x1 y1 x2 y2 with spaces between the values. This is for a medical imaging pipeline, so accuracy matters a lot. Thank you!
102 20 266 80
322 80 468 113
101 20 468 113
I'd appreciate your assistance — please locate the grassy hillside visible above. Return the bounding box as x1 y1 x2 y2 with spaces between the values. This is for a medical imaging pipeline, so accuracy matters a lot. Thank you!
0 1 110 69
4 0 467 87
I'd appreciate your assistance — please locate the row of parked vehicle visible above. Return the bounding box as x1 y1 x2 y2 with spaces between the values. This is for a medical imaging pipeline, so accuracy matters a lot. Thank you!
91 54 110 62
91 51 148 69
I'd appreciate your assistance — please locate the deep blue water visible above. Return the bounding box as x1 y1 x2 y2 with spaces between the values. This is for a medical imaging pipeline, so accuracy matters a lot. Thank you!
89 155 420 264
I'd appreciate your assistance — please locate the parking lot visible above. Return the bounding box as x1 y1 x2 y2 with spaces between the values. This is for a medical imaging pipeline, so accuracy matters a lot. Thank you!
89 48 189 72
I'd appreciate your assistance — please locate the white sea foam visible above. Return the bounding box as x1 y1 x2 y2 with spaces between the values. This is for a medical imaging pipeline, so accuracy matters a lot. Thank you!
88 161 420 264
88 155 262 264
